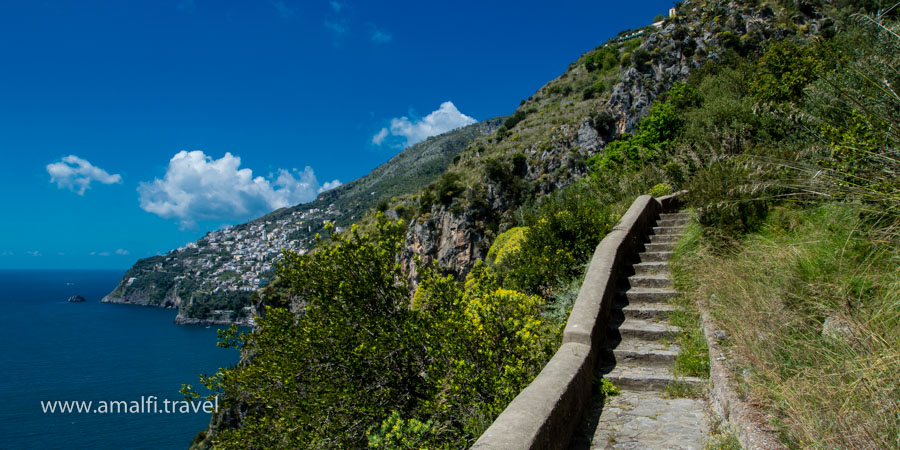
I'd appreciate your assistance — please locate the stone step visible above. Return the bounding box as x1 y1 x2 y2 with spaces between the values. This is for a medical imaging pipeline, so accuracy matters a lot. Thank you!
621 302 675 320
644 242 675 252
584 390 711 449
614 318 680 341
633 262 669 276
627 275 672 289
606 339 680 368
621 287 678 303
659 213 691 220
656 218 689 228
602 365 705 392
652 226 684 236
649 233 683 244
636 251 673 263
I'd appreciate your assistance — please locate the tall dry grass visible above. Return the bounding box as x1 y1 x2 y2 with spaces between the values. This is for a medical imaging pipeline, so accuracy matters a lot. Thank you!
679 203 899 448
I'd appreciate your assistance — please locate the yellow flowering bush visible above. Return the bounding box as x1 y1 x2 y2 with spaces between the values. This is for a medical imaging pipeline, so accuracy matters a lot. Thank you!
485 226 529 266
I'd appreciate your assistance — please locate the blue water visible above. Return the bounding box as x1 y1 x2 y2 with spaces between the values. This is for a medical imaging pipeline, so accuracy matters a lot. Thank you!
0 270 243 449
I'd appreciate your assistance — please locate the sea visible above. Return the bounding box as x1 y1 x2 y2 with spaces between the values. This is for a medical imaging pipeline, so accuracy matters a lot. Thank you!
0 270 243 449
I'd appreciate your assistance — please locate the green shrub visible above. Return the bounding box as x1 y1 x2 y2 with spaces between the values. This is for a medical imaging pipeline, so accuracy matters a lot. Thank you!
495 182 618 296
647 183 673 197
485 226 528 266
685 158 772 237
589 82 695 172
434 172 464 205
631 48 651 69
187 215 559 448
751 42 824 103
367 412 438 449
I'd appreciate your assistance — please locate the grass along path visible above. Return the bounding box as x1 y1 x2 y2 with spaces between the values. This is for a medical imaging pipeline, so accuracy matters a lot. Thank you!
671 203 900 448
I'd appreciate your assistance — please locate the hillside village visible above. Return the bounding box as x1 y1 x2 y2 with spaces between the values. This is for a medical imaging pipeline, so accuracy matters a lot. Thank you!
170 203 343 292
105 200 344 322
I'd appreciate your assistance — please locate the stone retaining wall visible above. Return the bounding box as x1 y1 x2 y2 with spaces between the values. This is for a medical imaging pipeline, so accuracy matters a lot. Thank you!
472 193 682 449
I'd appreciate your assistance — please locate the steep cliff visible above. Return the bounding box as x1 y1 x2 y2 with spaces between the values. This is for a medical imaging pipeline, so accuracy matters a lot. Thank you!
392 0 810 283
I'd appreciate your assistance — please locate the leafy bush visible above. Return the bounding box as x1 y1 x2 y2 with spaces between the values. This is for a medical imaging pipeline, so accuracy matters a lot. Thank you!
367 412 438 449
495 182 618 296
186 216 558 448
485 226 528 266
751 41 824 103
584 45 620 73
797 16 900 218
647 183 673 197
631 48 651 69
589 82 695 172
686 158 772 237
413 261 557 443
503 107 536 130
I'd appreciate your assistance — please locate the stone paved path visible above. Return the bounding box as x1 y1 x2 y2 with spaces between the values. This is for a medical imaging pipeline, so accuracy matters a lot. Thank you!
572 212 710 450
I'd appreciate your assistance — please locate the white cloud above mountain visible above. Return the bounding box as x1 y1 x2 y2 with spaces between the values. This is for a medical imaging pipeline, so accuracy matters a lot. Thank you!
46 155 123 195
137 150 340 228
372 101 476 148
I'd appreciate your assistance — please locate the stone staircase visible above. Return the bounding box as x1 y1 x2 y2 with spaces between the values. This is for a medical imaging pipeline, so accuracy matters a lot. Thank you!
575 212 710 449
602 212 703 392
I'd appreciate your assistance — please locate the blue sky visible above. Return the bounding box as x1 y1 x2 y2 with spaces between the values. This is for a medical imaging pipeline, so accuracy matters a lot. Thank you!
0 0 674 269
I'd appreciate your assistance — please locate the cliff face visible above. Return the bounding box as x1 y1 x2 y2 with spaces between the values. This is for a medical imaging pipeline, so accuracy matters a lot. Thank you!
402 207 486 286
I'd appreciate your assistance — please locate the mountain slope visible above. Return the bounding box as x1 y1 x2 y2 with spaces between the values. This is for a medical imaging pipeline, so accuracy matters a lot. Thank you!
191 0 859 445
389 0 800 287
102 118 503 324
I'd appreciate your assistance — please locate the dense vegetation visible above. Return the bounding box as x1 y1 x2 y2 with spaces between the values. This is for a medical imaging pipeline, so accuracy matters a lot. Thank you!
187 0 898 447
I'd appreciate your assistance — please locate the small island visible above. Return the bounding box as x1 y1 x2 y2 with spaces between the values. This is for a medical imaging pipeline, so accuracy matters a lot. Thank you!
67 295 86 303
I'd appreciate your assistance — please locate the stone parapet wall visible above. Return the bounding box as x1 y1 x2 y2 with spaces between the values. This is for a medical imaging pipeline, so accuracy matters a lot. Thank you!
473 193 680 449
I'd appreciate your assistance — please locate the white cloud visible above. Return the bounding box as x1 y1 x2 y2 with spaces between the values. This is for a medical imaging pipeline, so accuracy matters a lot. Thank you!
27 251 41 257
272 1 296 19
138 150 340 228
370 26 392 44
115 249 130 256
329 1 342 13
371 128 389 145
320 179 342 191
373 101 476 148
46 155 123 195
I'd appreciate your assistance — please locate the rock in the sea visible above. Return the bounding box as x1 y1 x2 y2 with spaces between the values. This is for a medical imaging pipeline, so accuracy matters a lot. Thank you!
67 295 87 303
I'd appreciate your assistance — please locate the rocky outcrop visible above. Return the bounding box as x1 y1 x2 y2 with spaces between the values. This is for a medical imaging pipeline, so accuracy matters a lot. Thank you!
606 0 802 133
67 295 86 303
402 207 486 287
174 311 253 327
101 286 179 308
